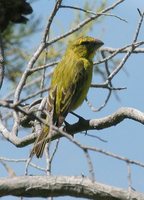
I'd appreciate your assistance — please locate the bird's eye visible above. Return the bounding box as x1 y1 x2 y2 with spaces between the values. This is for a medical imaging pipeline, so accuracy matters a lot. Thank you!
81 41 89 45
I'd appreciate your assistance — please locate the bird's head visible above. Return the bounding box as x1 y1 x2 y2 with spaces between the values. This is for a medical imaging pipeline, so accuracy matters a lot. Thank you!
68 36 104 60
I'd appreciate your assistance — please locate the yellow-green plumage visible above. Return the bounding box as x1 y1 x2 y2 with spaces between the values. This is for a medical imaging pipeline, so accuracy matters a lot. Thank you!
31 36 104 158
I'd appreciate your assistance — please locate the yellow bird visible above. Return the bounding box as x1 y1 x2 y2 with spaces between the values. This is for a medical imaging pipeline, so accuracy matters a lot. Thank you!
31 36 104 158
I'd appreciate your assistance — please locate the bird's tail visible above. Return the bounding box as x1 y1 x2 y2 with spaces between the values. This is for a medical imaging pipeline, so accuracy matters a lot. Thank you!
30 125 49 158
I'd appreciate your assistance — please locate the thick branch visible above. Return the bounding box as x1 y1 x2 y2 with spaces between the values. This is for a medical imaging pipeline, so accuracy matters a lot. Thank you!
0 107 144 148
66 107 144 134
0 176 144 199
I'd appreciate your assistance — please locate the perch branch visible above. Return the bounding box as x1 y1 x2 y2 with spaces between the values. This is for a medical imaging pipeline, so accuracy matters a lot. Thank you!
0 176 144 199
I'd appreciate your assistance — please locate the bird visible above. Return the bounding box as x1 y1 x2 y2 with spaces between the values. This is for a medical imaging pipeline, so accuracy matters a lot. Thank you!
31 36 104 158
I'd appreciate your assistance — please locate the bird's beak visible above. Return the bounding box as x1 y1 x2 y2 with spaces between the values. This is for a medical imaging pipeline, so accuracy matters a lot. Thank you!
95 39 104 47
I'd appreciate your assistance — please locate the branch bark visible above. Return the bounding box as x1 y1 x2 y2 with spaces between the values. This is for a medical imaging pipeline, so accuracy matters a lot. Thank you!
66 107 144 134
0 107 144 148
0 176 144 199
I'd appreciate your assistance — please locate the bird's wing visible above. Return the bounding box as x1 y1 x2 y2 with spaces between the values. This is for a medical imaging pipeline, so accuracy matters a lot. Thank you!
57 59 88 126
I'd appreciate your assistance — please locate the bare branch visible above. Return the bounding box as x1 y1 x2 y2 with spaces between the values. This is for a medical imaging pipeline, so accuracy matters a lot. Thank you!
54 126 144 169
0 106 144 149
46 0 125 47
85 89 111 112
101 47 144 54
95 41 144 66
0 160 16 177
107 12 144 82
83 149 95 181
0 176 144 199
61 5 127 23
0 157 45 172
14 0 62 103
42 0 63 43
65 107 144 134
127 162 133 192
29 61 58 74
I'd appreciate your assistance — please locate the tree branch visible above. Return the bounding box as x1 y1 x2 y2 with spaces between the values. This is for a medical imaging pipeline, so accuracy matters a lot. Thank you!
0 176 144 199
46 0 125 47
0 106 144 148
66 107 144 134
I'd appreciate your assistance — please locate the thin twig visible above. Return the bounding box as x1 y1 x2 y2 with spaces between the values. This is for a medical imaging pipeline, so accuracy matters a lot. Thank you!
46 0 125 47
101 47 144 54
85 89 111 112
14 0 62 103
4 71 52 100
0 157 46 172
53 126 144 169
95 41 144 66
127 162 132 191
42 0 63 43
0 100 45 125
40 0 62 98
29 61 58 74
18 87 50 104
40 52 47 98
45 143 51 175
45 139 60 175
107 13 144 83
84 132 107 143
49 139 60 164
132 10 144 43
61 5 127 23
83 149 95 181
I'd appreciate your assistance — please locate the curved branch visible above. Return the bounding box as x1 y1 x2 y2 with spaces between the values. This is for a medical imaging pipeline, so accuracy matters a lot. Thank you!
66 107 144 134
0 176 144 199
0 107 144 148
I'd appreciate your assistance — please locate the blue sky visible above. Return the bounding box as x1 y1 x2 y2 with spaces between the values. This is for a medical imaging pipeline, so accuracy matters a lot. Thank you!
1 1 144 199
